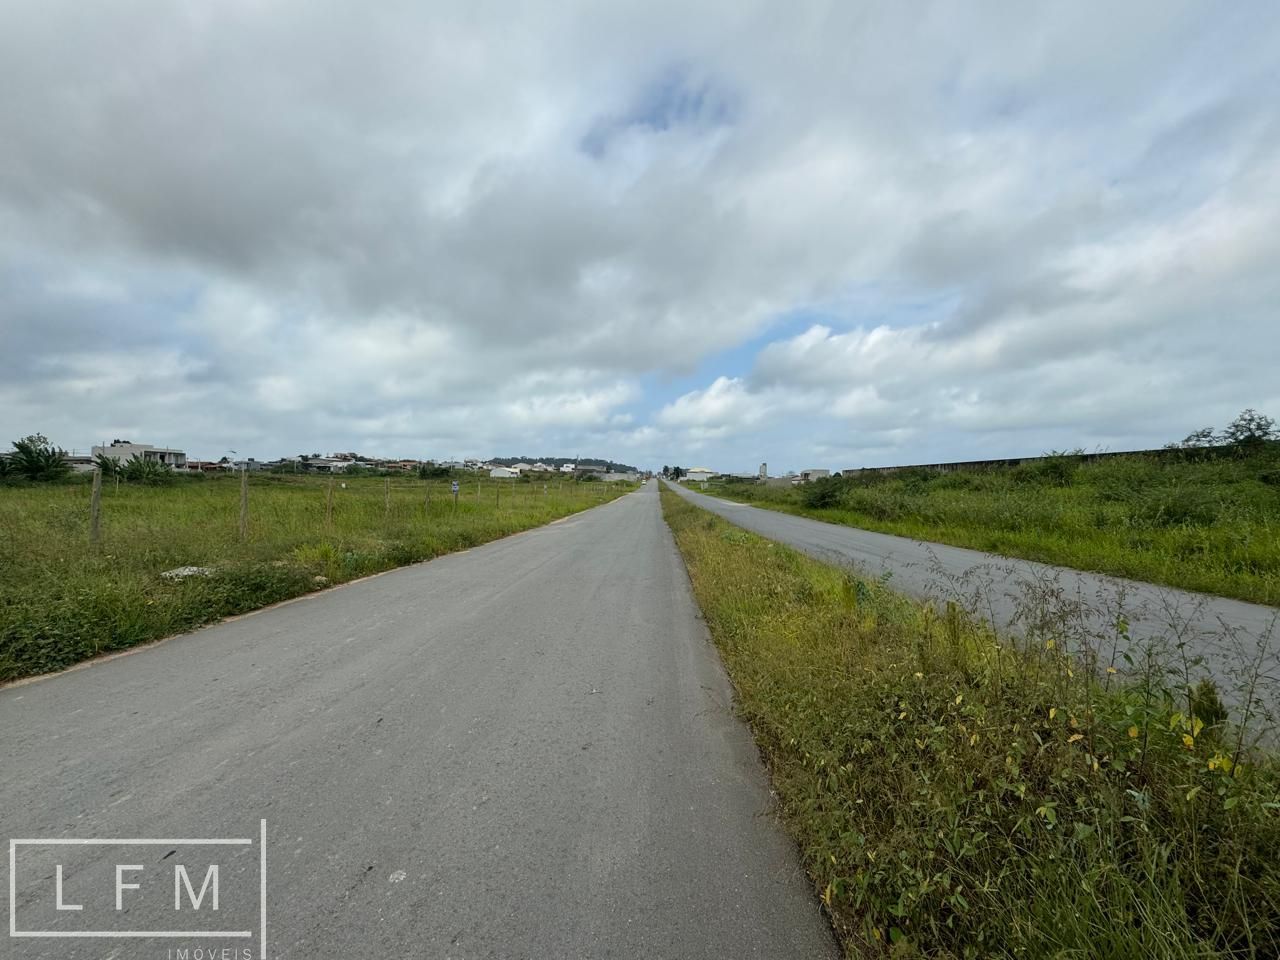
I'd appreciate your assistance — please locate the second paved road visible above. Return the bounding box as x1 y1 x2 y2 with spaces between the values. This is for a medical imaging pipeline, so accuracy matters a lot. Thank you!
666 480 1279 710
1 482 836 959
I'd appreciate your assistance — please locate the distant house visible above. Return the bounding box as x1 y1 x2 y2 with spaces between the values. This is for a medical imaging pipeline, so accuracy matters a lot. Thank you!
560 463 576 473
532 462 552 472
511 462 534 474
685 467 715 483
304 457 349 473
91 440 187 470
490 466 518 479
798 469 830 483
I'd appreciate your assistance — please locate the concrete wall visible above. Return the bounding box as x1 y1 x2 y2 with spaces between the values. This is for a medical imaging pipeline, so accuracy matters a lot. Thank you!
842 446 1188 477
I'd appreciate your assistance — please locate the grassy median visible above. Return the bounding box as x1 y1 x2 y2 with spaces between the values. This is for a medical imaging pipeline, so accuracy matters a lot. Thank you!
0 474 631 682
704 446 1280 607
662 487 1279 958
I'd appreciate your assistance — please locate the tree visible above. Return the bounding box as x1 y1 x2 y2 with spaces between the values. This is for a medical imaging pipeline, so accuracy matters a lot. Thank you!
661 465 670 478
1173 427 1217 449
9 434 71 482
1222 408 1276 447
670 466 685 480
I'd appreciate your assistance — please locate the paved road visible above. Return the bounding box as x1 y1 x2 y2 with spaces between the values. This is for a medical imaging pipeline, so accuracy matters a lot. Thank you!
1 483 836 959
666 481 1279 713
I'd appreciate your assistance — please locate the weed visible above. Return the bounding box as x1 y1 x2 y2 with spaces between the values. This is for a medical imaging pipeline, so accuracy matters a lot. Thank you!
662 488 1280 959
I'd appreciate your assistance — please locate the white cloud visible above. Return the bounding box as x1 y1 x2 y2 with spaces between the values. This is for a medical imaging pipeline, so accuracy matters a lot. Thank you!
1 0 1278 470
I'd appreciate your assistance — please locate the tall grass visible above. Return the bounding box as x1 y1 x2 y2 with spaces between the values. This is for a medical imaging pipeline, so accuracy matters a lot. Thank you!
707 447 1280 606
0 473 631 682
662 488 1280 958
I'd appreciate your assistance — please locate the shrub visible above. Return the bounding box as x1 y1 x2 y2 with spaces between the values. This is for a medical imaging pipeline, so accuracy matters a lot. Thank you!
1130 485 1221 528
802 476 844 508
1010 455 1078 487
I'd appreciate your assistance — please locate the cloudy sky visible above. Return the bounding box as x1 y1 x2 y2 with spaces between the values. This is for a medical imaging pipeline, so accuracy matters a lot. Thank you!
2 1 1278 471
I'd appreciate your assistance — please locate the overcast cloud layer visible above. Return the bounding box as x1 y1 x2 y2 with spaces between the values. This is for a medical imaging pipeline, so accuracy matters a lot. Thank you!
2 1 1278 471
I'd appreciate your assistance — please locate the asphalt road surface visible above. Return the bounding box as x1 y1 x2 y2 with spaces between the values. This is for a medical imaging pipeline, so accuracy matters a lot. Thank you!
2 482 837 959
666 481 1279 713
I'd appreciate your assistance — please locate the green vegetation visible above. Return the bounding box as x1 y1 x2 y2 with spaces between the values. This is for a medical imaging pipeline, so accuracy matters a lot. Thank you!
0 473 632 682
707 442 1280 607
0 434 72 483
662 488 1279 959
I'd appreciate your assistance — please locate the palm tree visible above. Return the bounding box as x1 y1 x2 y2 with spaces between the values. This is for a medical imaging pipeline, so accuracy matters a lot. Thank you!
93 452 121 478
9 434 70 482
121 455 174 485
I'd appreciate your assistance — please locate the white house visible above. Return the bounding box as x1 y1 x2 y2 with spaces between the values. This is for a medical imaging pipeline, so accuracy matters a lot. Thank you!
91 440 188 470
799 468 831 483
685 467 715 483
559 463 576 473
489 466 518 479
511 462 534 474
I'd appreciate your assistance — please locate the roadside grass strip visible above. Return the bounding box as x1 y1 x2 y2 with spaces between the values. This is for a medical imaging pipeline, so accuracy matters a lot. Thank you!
0 475 634 683
661 488 1280 959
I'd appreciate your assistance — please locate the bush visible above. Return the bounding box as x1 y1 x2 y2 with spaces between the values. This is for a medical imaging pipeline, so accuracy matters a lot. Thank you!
1010 455 1078 487
1130 485 1221 528
802 476 844 508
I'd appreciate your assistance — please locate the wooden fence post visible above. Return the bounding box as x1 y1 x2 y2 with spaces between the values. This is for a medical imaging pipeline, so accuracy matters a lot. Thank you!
89 467 102 545
326 477 334 528
385 476 391 519
238 467 249 542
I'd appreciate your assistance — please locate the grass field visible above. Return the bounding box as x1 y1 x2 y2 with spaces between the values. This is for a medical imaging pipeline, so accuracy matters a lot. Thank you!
662 487 1280 959
0 473 632 682
703 446 1280 607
